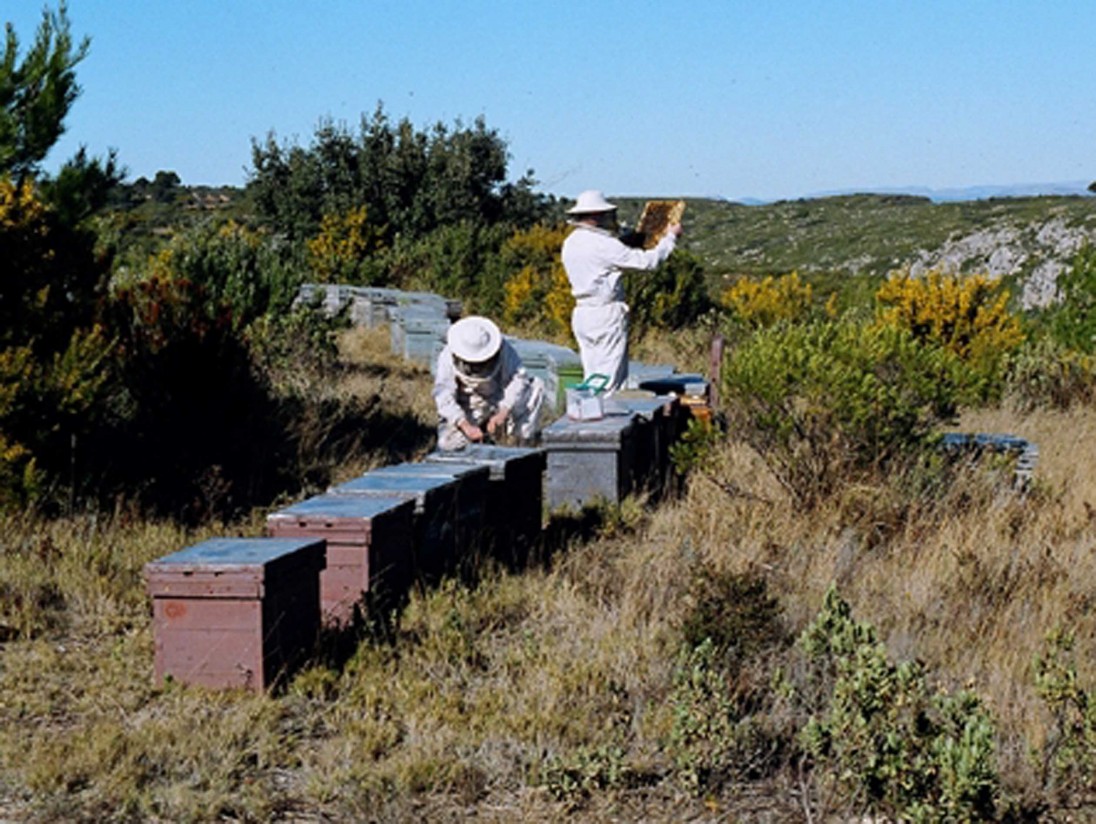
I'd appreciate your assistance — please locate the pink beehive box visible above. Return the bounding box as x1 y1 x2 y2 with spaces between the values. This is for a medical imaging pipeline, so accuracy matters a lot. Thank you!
265 493 415 627
144 536 326 693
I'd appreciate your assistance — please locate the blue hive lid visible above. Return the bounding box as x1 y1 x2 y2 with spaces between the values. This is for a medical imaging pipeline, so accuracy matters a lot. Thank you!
149 536 322 568
270 493 412 519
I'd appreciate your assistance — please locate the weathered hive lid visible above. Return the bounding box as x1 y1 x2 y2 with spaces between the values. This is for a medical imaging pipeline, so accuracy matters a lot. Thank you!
268 493 414 521
145 536 325 598
424 445 546 480
366 461 491 482
542 412 637 445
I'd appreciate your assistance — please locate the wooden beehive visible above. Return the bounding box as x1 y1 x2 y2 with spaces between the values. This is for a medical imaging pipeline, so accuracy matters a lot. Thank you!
634 200 686 249
424 445 547 567
613 395 680 501
541 413 642 510
265 494 415 627
331 462 490 583
145 536 325 693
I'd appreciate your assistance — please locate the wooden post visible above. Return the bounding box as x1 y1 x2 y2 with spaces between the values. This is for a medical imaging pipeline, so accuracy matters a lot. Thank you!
708 333 724 410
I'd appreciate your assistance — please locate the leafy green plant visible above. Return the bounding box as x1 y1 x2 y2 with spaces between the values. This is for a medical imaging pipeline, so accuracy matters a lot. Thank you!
1033 627 1096 802
722 318 973 505
1005 335 1096 412
797 587 999 821
539 744 634 805
657 635 780 793
624 249 713 335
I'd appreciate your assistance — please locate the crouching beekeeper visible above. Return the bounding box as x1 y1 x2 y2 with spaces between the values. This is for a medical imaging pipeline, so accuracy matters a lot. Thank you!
433 316 545 451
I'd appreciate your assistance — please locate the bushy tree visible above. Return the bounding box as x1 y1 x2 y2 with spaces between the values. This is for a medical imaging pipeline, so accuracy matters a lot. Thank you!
247 104 550 247
0 176 112 505
0 2 87 181
499 223 572 338
620 248 713 336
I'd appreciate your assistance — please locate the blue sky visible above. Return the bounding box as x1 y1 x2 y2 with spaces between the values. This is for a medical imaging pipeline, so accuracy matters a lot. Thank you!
7 1 1095 201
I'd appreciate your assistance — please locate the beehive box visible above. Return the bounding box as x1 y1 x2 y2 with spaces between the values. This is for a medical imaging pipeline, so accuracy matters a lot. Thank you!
613 395 679 500
349 286 403 328
424 445 546 566
400 310 451 370
145 536 325 693
357 464 495 574
541 412 641 510
625 361 676 391
329 463 488 583
265 494 415 627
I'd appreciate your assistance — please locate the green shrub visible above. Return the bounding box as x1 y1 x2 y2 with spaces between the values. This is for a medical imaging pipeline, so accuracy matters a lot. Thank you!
722 318 973 505
145 218 303 325
797 586 999 821
539 744 635 806
666 636 787 795
1005 336 1096 412
1033 628 1096 802
624 249 713 335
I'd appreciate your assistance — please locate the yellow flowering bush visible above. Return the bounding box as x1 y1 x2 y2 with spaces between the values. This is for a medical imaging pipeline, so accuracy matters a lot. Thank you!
307 205 383 283
721 272 814 328
500 224 572 337
874 271 1025 363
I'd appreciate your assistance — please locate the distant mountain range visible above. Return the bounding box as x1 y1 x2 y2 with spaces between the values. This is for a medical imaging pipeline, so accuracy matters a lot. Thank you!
736 180 1095 205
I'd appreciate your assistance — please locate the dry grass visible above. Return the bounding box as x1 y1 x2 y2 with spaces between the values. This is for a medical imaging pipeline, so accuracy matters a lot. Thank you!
6 326 1096 819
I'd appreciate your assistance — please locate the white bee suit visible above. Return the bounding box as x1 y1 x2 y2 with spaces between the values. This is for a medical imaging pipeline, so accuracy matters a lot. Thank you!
561 223 677 391
432 338 545 451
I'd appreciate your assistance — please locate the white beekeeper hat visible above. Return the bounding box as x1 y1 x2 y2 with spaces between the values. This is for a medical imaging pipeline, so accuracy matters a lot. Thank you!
566 190 618 214
448 316 502 363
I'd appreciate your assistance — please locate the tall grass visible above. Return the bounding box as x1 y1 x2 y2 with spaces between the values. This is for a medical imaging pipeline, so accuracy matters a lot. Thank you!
5 329 1096 819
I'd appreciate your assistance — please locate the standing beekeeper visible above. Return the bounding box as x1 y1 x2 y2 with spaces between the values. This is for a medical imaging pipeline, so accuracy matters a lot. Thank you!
433 315 545 451
561 190 683 391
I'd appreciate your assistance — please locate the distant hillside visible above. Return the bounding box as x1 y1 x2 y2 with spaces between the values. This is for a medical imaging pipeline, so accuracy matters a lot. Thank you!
614 194 1096 309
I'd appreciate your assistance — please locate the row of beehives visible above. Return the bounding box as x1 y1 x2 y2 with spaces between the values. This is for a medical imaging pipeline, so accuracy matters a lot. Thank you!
144 388 711 694
295 282 692 412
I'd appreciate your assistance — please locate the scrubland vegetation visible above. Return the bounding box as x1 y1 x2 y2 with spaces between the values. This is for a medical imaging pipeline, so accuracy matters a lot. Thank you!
10 5 1096 822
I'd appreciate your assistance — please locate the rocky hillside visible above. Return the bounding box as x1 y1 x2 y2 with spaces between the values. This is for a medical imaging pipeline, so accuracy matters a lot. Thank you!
614 194 1096 309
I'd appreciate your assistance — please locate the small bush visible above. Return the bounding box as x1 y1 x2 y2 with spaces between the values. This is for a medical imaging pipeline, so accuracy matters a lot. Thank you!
681 568 785 667
667 636 786 795
796 586 1000 821
1006 335 1096 413
722 318 973 505
720 271 815 329
1033 627 1096 803
875 270 1024 399
539 744 635 805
